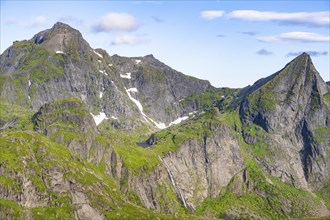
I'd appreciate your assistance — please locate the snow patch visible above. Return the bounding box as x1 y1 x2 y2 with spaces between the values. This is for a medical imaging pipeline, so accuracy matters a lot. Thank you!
108 63 113 67
56 51 65 54
127 87 138 93
110 80 118 89
98 60 102 63
189 111 198 116
99 91 103 98
111 116 118 120
99 70 108 76
27 78 32 100
125 88 144 115
125 87 165 129
90 112 108 126
169 116 189 126
179 99 184 102
93 50 103 58
120 72 131 79
154 122 167 129
135 59 141 64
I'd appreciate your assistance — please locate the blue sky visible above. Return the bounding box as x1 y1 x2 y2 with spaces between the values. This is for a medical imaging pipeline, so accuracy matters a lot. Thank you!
1 0 329 87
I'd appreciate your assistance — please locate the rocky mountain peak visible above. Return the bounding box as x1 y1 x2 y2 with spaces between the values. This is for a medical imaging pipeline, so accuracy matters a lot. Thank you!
52 21 76 31
32 22 87 54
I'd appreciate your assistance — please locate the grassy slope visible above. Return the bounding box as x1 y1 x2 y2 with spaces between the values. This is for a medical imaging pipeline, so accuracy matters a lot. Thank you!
0 101 203 219
0 130 206 220
0 89 329 219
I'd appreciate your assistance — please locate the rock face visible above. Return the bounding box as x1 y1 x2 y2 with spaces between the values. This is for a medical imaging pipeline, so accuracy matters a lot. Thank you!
0 22 211 129
162 124 244 210
0 23 329 219
239 53 330 190
33 97 98 158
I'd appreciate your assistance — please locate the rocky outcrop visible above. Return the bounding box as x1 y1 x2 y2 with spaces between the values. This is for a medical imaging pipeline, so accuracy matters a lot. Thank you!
33 97 98 157
161 124 244 210
239 53 330 190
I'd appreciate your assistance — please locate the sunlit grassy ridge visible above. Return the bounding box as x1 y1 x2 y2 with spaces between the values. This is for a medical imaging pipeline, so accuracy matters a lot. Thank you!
0 131 203 219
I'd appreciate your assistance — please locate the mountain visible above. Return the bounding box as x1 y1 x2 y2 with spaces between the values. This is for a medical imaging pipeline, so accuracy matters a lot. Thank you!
1 22 329 219
0 22 211 130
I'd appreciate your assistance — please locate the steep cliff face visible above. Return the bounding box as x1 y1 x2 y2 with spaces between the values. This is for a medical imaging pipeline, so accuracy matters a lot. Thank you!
0 131 196 220
33 97 98 158
160 115 244 210
239 53 330 190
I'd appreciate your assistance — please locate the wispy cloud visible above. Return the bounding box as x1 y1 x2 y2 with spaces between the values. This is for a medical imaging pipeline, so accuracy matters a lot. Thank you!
152 16 163 23
257 32 330 43
31 16 47 27
132 1 163 5
200 10 225 20
240 31 258 36
286 51 328 57
226 10 330 27
6 16 47 27
216 34 225 38
110 35 146 46
256 49 273 56
92 12 139 32
59 16 83 26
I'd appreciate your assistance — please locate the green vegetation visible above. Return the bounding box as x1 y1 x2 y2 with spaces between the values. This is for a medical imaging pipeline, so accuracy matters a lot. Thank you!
196 159 324 219
0 75 8 91
314 126 330 143
0 99 34 131
1 41 329 219
241 123 285 160
247 89 276 113
0 198 23 219
0 131 198 219
99 110 225 174
180 87 240 112
32 205 75 220
141 65 166 83
316 183 330 209
323 92 330 104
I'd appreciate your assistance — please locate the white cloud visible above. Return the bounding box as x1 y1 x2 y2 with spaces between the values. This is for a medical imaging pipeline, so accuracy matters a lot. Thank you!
59 16 83 26
256 49 273 56
257 32 330 43
200 10 225 20
6 16 47 27
110 35 145 45
31 16 47 27
93 12 139 32
132 1 163 5
286 51 328 57
227 10 330 27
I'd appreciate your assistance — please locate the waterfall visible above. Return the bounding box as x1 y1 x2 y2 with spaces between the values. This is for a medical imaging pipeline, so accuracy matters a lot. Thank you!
158 155 187 208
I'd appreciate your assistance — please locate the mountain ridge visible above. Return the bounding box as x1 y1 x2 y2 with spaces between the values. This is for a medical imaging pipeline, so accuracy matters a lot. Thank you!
0 22 329 219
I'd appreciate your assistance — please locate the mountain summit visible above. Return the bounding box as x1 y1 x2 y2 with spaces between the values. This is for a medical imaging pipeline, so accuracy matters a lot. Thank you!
0 22 211 129
0 23 329 219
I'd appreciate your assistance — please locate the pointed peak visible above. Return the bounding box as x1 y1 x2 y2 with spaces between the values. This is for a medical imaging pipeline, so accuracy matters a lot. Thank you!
290 52 312 64
298 51 311 59
51 22 79 34
285 52 313 73
53 22 71 28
